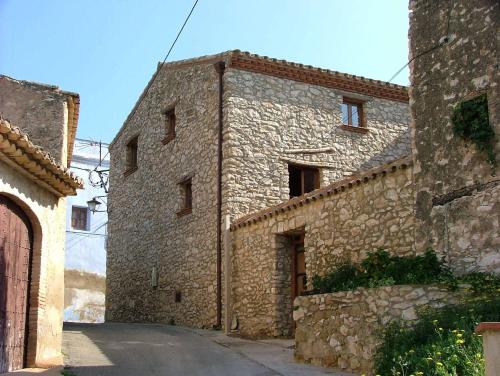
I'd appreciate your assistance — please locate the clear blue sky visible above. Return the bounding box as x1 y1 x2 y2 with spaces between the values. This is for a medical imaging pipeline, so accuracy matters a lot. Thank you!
0 0 410 143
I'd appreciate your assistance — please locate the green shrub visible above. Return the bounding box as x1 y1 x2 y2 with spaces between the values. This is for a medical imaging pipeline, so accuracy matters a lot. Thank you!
447 272 500 295
452 94 496 167
311 249 453 294
311 263 359 293
311 249 500 296
375 298 500 375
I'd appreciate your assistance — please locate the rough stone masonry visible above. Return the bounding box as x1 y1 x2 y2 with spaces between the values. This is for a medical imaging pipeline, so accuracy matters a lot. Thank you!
409 0 499 274
106 51 411 329
230 157 414 338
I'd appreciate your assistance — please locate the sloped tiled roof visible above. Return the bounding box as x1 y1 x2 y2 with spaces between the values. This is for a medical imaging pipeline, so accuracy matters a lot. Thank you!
229 50 408 102
231 156 412 230
160 50 408 102
112 50 408 147
0 117 83 196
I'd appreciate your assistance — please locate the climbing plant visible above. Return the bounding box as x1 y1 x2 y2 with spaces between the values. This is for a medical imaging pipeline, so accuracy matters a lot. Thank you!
451 94 496 167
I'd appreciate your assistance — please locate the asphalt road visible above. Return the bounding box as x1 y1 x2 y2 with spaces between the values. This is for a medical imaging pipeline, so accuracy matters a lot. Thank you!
62 323 352 376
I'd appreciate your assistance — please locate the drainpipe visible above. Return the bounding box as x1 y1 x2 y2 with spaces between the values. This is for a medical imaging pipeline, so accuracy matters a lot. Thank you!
214 61 225 329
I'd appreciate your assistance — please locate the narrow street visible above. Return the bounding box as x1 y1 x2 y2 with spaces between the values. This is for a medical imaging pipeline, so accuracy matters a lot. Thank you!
62 323 353 376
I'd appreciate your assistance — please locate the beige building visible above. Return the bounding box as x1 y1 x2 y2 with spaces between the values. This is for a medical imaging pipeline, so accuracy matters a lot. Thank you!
0 76 82 371
106 50 411 333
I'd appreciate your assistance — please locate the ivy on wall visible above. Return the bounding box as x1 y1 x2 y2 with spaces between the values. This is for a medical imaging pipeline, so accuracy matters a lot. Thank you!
451 94 496 168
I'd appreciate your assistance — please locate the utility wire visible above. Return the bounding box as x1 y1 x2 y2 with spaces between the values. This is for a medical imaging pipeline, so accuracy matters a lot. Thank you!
388 42 447 83
127 0 200 122
66 220 108 249
388 0 454 83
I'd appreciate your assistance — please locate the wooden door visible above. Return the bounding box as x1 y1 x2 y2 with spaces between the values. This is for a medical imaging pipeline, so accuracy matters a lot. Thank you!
291 233 306 302
0 195 33 373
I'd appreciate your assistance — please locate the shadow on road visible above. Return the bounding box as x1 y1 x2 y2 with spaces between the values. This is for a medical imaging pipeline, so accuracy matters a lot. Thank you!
62 322 354 376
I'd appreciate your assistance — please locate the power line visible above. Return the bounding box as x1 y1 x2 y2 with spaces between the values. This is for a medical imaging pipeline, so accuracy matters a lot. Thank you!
127 0 200 122
388 0 454 83
388 42 446 83
66 220 108 249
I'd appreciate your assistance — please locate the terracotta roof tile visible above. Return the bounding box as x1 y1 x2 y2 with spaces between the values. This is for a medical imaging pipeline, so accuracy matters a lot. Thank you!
0 117 83 196
111 50 408 146
231 156 412 230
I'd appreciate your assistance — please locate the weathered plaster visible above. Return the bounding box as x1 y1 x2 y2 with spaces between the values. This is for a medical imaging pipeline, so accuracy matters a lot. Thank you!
0 161 66 368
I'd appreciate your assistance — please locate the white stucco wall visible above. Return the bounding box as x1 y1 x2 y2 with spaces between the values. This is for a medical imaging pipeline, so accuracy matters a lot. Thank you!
64 139 109 323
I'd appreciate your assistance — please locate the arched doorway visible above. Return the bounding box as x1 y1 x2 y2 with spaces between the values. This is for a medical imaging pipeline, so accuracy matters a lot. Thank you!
0 194 33 372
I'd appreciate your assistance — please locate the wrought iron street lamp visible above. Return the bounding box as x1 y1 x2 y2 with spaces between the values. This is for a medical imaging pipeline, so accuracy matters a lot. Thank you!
87 196 107 213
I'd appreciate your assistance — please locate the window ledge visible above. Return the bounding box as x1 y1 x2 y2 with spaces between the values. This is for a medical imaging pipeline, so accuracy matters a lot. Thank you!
176 207 192 217
341 124 369 134
123 166 138 177
162 133 176 145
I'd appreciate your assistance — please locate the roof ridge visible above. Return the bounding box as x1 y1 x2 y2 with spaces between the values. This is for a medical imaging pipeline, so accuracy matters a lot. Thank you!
0 75 80 166
232 50 408 90
111 50 409 147
0 74 80 98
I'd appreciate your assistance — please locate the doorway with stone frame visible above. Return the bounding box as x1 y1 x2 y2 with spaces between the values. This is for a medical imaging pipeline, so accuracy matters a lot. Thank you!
274 229 306 337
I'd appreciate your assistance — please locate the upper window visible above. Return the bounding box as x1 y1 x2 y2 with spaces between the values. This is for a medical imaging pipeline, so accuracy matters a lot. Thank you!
341 98 364 128
162 108 176 144
288 164 320 198
125 136 138 174
71 206 89 231
177 178 192 216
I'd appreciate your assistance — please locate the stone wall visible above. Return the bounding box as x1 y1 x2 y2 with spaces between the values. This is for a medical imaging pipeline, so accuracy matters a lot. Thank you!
223 68 410 218
0 75 72 166
230 158 415 338
107 52 412 329
409 0 499 273
106 60 223 327
0 162 67 367
293 285 465 375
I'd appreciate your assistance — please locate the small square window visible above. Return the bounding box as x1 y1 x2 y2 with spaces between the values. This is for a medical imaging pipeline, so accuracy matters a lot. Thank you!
177 178 192 216
125 136 138 175
71 206 89 231
162 108 176 144
288 164 320 198
341 98 364 128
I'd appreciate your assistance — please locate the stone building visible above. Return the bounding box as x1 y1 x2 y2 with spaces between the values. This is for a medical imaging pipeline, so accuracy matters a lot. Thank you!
64 138 109 323
409 0 499 274
107 50 411 331
0 75 82 371
290 2 499 372
231 156 414 337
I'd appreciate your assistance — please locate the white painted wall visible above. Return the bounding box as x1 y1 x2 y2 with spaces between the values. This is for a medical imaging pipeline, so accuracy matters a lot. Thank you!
64 138 109 322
